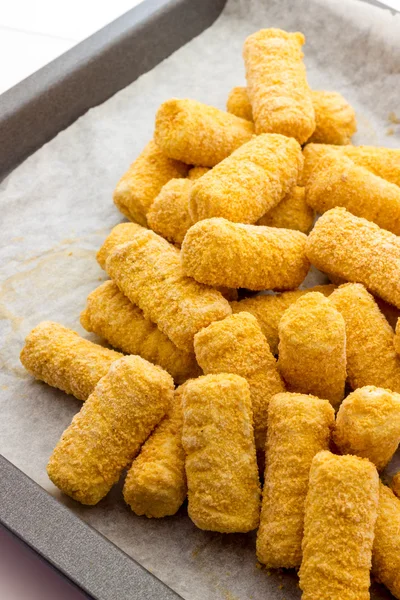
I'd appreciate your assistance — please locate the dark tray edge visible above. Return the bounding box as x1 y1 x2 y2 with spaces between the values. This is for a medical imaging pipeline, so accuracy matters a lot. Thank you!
0 0 227 178
0 455 183 600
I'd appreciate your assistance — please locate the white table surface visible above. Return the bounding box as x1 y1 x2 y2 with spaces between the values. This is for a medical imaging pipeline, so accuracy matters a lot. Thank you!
1 1 143 598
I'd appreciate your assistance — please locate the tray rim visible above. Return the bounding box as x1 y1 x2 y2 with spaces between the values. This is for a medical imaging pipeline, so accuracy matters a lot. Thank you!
0 0 226 596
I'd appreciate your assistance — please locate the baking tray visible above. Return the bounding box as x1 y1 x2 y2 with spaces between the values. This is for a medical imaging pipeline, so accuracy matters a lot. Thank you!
0 0 399 599
0 0 225 597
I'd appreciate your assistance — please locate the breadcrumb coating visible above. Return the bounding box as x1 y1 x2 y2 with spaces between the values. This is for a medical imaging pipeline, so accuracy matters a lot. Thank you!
278 292 346 408
123 383 188 518
306 207 400 308
330 284 400 392
182 374 261 533
96 222 146 269
154 98 254 167
147 179 194 246
257 393 334 568
193 312 285 451
307 90 357 145
80 281 201 384
391 473 400 498
334 386 400 471
227 87 356 145
299 451 379 600
394 318 400 355
243 29 315 143
230 285 336 355
257 186 314 233
189 133 303 224
20 321 122 401
181 218 309 291
113 140 189 226
47 356 174 505
301 143 400 186
306 153 400 235
187 167 210 180
105 229 231 352
372 483 400 598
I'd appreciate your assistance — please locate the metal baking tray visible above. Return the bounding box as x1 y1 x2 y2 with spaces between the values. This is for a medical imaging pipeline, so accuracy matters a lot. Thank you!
0 0 225 597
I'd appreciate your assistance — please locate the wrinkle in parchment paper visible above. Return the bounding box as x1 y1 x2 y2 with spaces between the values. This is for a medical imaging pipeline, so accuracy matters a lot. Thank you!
0 0 399 598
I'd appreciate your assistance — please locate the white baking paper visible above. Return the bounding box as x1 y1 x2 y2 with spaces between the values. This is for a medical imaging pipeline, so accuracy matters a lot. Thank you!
1 0 399 598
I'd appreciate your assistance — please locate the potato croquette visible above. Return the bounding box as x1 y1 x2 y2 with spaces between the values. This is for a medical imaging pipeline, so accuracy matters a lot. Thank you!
306 153 400 235
299 451 379 600
189 134 303 224
187 167 210 180
394 318 400 355
123 383 188 518
147 179 194 246
181 218 309 291
307 90 356 145
47 356 174 505
257 186 314 234
182 374 261 533
105 229 231 352
193 312 285 451
113 140 189 226
154 98 254 167
20 321 122 401
243 29 315 143
372 483 400 598
257 393 334 568
227 87 356 145
80 281 201 384
96 222 145 269
334 386 400 471
306 207 400 308
391 473 400 498
278 292 346 408
301 143 400 186
230 285 336 355
330 284 400 392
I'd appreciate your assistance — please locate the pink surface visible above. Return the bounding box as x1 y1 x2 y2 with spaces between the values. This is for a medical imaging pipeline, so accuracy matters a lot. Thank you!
0 525 88 599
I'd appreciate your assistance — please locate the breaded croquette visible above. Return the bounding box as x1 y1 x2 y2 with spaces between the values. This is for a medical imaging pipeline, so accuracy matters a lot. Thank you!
80 281 200 384
182 374 261 533
47 356 174 505
154 98 254 167
96 222 146 269
189 134 303 224
147 179 194 246
330 284 400 393
187 167 210 180
391 473 400 498
334 386 400 470
105 228 231 352
301 143 400 186
230 285 336 355
20 321 122 401
299 451 379 600
193 312 285 451
257 186 314 234
307 90 356 145
306 207 400 308
113 140 189 226
306 153 400 235
278 292 346 408
372 483 400 599
181 218 309 291
257 393 334 568
123 383 188 518
227 87 356 145
394 318 400 355
243 29 315 143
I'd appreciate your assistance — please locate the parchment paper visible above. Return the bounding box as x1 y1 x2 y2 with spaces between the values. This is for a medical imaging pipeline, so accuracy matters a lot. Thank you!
1 0 400 598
